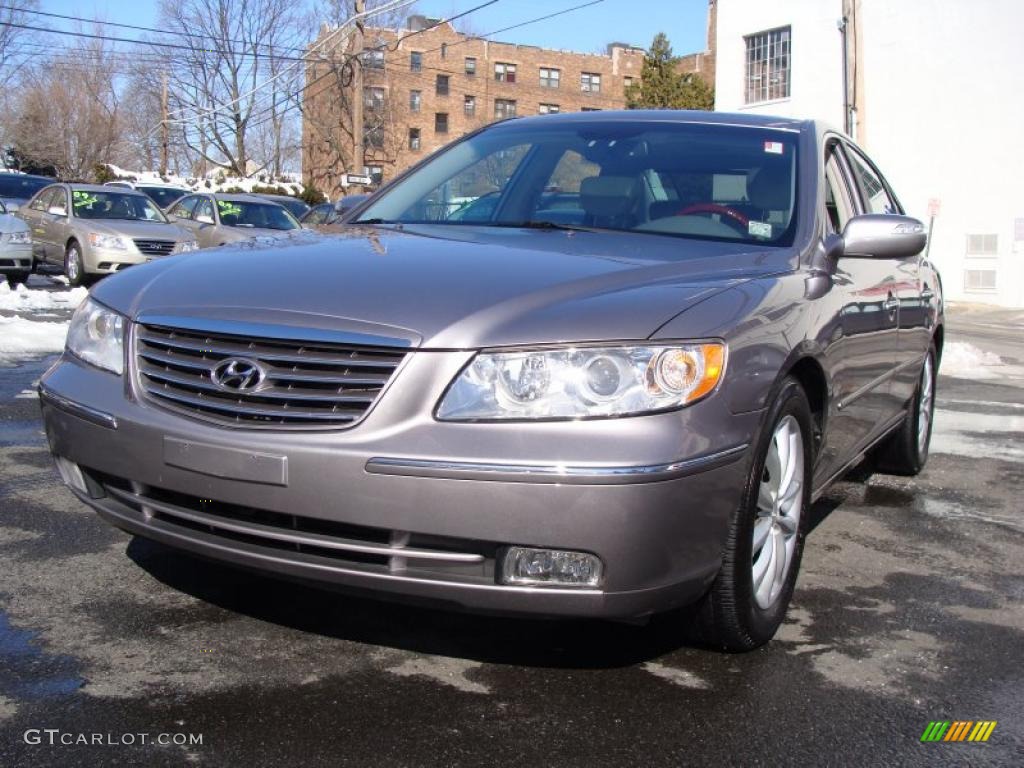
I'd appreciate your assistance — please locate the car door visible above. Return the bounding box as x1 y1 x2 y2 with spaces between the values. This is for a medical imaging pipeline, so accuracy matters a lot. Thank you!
814 140 902 487
23 187 57 262
45 187 72 263
192 197 219 248
845 144 931 408
169 195 201 240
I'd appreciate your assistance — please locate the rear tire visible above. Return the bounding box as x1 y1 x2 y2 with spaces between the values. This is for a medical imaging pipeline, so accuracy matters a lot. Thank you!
5 271 29 287
874 344 936 476
64 241 85 287
695 377 813 651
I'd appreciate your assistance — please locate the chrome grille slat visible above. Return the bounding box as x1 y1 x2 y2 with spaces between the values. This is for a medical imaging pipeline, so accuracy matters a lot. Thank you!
133 239 176 256
135 323 405 429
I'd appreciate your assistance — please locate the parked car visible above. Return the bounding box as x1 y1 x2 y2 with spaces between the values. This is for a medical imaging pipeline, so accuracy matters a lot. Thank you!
38 111 942 650
167 193 301 247
0 199 33 286
299 194 370 227
105 181 191 211
254 193 311 220
18 184 198 286
0 172 53 212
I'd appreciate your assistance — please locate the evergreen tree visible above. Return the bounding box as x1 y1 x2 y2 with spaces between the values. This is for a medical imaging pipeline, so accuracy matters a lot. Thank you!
626 33 714 111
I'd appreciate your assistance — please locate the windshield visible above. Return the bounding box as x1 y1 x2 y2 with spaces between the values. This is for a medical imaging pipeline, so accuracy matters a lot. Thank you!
0 175 51 200
138 186 188 209
216 200 299 231
356 120 799 246
72 190 169 222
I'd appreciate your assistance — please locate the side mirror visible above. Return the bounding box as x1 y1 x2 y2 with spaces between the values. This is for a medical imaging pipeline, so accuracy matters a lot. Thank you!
841 214 927 259
47 205 68 217
195 214 214 225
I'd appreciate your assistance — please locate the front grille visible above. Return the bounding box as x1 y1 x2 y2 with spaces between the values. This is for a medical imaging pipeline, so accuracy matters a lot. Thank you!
133 239 176 257
135 323 406 428
86 469 496 582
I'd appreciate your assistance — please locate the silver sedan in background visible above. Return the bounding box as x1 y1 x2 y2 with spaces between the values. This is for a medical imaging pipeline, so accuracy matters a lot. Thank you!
0 199 33 286
18 184 198 286
167 193 301 247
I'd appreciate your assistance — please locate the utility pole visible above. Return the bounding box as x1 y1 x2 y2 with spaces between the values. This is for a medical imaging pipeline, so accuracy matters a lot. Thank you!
351 0 365 189
160 71 169 176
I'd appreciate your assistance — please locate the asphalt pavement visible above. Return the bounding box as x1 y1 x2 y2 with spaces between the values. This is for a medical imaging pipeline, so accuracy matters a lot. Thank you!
0 296 1021 767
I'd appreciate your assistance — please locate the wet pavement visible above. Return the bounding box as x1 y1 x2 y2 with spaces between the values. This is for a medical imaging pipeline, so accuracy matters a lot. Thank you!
0 306 1022 766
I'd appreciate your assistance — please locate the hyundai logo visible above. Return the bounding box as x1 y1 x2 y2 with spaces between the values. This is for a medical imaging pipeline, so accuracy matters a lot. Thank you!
211 358 266 391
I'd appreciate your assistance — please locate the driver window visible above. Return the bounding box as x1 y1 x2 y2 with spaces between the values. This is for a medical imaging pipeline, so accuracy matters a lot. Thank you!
31 188 56 212
195 199 215 222
171 196 198 219
824 147 855 235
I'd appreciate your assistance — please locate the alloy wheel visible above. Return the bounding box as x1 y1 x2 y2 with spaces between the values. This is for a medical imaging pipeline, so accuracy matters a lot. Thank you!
917 355 934 457
752 414 805 609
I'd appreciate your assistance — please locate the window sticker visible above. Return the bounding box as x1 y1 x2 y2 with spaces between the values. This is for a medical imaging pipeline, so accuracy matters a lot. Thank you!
764 141 784 155
748 220 772 239
217 201 242 218
72 191 98 208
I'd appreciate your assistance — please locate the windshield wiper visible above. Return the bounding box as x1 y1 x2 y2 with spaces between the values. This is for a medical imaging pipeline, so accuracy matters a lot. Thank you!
489 220 599 233
352 218 396 225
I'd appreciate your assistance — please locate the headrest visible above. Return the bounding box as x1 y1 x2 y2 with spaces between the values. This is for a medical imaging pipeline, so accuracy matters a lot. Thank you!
747 166 792 211
580 176 640 218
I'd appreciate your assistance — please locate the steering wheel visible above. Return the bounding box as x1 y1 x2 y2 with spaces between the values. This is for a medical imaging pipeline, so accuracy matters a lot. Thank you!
676 202 750 232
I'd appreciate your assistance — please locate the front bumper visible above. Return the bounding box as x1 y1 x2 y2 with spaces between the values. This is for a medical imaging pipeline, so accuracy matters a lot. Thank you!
40 353 758 619
0 242 32 271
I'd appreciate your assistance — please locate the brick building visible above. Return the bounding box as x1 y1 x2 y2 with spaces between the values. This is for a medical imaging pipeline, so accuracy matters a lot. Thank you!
677 0 717 86
302 17 646 196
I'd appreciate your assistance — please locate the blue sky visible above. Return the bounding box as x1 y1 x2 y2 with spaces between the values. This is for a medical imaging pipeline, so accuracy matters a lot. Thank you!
40 0 710 56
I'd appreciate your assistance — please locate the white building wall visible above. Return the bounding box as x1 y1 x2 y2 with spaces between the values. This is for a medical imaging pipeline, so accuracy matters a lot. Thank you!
715 0 845 129
714 0 1024 307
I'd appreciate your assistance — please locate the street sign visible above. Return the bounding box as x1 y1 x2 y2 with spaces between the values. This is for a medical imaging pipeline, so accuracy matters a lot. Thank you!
927 198 941 218
345 174 372 186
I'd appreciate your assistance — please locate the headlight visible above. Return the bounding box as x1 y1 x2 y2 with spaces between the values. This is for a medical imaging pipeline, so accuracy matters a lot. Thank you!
436 343 726 421
87 232 127 250
175 240 199 253
66 298 125 375
6 230 30 244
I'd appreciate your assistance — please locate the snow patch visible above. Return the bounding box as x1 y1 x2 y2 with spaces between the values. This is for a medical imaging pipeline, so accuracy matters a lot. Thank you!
386 656 491 694
940 342 1004 379
642 662 710 689
0 281 89 311
0 314 68 364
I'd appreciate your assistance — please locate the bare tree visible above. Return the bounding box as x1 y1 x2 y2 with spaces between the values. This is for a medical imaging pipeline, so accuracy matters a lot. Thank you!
157 0 306 177
0 0 39 89
10 36 123 179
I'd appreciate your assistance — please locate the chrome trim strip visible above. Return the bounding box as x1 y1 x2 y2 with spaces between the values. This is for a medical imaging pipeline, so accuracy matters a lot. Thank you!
837 355 924 412
135 313 414 349
365 444 749 485
38 383 118 430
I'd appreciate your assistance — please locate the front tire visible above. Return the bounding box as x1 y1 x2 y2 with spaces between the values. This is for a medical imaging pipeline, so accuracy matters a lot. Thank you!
696 377 813 651
874 344 937 476
64 241 85 287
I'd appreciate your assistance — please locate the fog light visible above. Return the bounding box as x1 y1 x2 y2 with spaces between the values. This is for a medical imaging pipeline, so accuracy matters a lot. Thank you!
53 455 87 493
501 547 603 587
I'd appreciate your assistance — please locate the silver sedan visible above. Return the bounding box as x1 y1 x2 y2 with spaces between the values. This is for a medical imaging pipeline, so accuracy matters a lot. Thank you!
0 199 33 286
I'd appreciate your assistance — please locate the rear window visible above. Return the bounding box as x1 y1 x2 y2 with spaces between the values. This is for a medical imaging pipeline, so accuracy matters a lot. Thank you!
0 175 51 199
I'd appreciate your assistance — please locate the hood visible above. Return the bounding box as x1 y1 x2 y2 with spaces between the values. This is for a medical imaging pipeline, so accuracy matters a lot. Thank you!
0 213 29 234
78 219 192 241
91 225 793 349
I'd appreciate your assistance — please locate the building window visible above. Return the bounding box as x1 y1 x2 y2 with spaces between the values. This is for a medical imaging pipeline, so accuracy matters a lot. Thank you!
539 67 560 88
364 165 383 186
464 95 476 116
465 57 476 75
964 269 997 292
409 89 421 112
435 112 449 133
436 74 449 96
581 72 601 92
494 99 517 119
744 26 791 103
363 86 385 111
409 127 421 150
966 234 999 255
363 49 384 69
410 51 422 71
440 43 448 59
494 62 516 83
538 103 560 114
364 124 384 148
623 76 634 89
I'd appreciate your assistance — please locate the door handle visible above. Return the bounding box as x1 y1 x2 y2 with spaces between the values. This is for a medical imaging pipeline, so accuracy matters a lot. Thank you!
883 294 900 313
921 286 934 301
